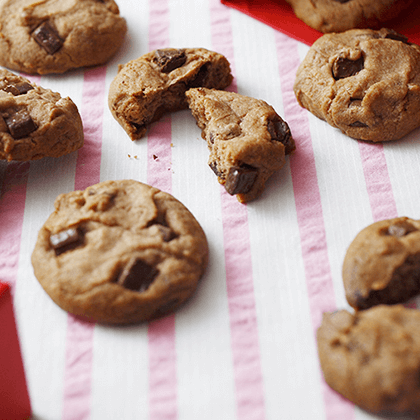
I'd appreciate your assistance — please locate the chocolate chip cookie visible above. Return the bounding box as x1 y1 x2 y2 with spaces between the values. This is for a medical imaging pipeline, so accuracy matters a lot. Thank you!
294 28 420 142
108 48 233 140
285 0 414 33
0 0 127 74
317 305 420 416
342 217 420 310
186 87 295 203
0 68 83 161
31 179 209 324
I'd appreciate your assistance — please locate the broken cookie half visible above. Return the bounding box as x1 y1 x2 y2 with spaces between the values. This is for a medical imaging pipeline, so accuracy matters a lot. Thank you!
186 87 295 203
108 48 233 140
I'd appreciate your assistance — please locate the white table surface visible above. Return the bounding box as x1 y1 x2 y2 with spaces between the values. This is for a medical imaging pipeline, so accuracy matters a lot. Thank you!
1 0 420 419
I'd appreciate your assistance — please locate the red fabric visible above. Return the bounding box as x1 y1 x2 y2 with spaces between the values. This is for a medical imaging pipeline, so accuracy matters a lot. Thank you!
221 0 420 46
0 282 31 419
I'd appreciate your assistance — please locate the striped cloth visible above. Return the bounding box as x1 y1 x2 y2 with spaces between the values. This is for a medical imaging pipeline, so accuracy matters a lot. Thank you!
1 0 419 419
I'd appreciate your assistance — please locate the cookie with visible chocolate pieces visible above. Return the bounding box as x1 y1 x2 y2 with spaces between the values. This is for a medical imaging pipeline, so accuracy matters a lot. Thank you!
0 68 83 161
285 0 414 33
0 0 127 74
108 48 233 140
294 28 420 142
31 179 209 324
186 87 295 203
342 217 420 310
317 305 420 416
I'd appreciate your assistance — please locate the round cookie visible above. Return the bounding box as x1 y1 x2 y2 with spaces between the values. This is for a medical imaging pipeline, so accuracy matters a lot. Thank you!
186 87 295 203
0 0 127 74
31 179 209 324
0 68 84 161
294 28 420 142
108 48 233 140
285 0 414 33
342 217 420 310
317 305 420 416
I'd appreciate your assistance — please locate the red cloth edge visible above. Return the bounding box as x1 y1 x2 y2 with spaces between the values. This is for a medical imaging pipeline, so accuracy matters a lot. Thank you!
0 281 32 419
221 0 420 46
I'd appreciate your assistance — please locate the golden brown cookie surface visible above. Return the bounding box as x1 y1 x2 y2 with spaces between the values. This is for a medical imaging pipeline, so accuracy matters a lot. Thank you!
0 68 83 161
108 48 233 140
31 179 209 324
343 217 420 310
0 0 127 74
317 305 420 416
285 0 413 33
186 87 294 203
294 28 420 142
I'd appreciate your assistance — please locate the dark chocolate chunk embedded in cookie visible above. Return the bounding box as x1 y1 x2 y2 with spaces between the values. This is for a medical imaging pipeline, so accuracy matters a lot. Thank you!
50 227 84 256
31 179 209 324
153 49 187 73
5 109 37 139
343 217 420 310
117 257 159 292
108 48 233 140
32 21 64 55
2 82 33 96
267 114 294 154
332 55 364 80
186 87 295 203
225 165 258 196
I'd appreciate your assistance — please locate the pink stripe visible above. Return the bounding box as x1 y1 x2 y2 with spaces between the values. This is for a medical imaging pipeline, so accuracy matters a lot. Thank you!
74 67 107 191
220 190 266 420
62 66 107 420
358 142 398 222
275 32 355 420
147 1 178 419
148 0 170 52
147 115 173 193
0 75 40 289
148 316 177 420
211 2 266 419
0 162 30 287
62 316 95 420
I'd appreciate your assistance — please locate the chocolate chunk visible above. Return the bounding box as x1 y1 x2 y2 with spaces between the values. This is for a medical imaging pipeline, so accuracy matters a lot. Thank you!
2 82 33 96
32 21 63 55
334 0 351 3
118 257 159 292
379 29 409 44
267 115 295 155
225 165 258 195
332 56 364 80
50 227 83 255
5 109 37 139
154 49 187 73
388 221 417 237
349 121 368 128
188 63 209 88
156 225 176 242
209 161 223 178
146 218 177 242
355 253 420 310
